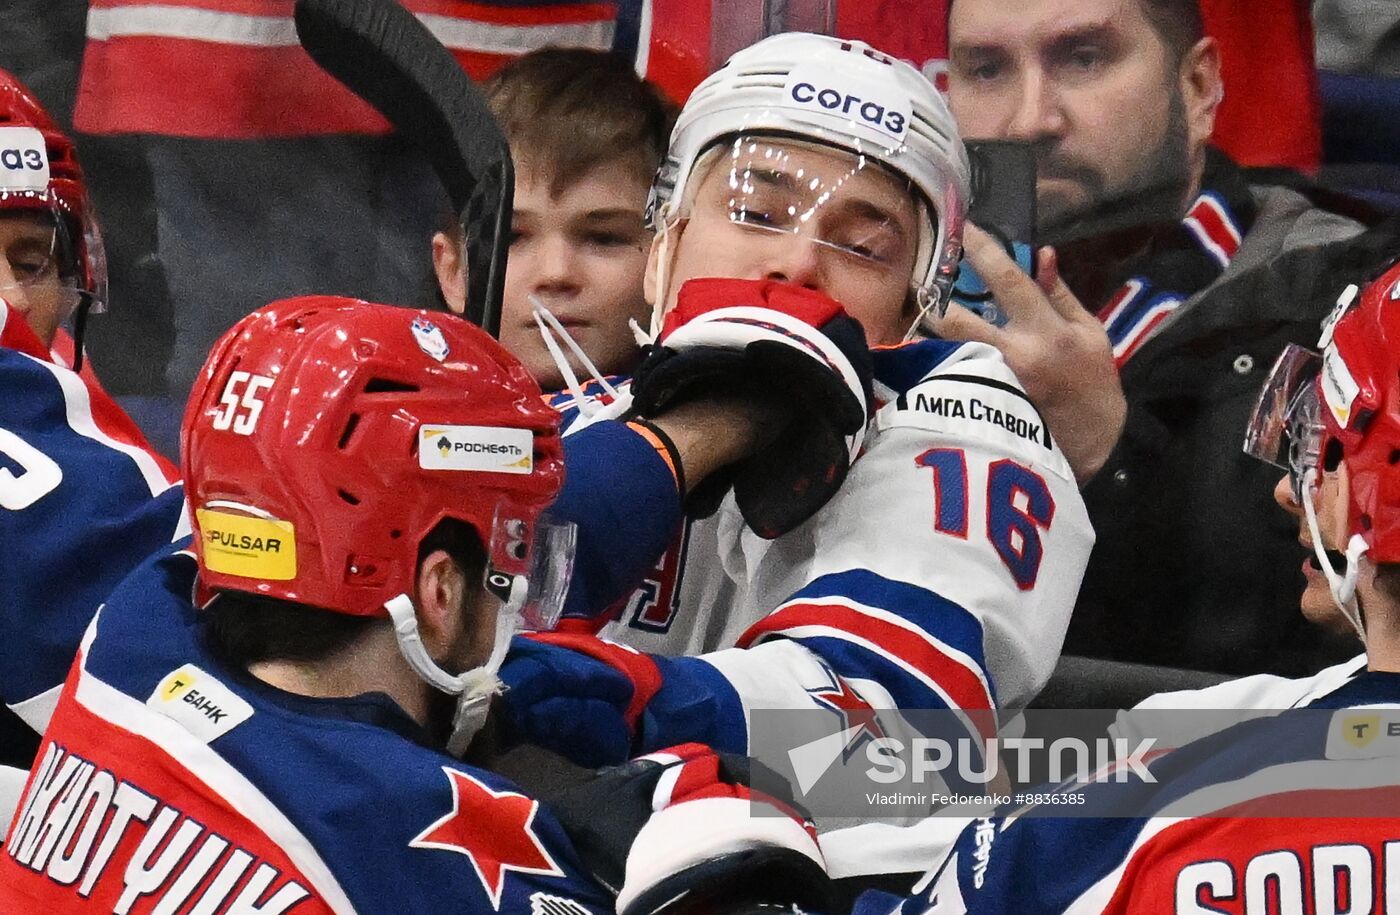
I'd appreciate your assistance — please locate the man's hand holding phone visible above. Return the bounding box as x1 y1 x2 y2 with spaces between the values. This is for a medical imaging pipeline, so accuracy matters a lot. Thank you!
930 225 1126 485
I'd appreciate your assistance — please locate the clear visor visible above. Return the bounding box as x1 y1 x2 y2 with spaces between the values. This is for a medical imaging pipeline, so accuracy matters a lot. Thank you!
1244 343 1324 500
0 206 92 320
483 506 577 632
679 134 928 280
78 211 108 315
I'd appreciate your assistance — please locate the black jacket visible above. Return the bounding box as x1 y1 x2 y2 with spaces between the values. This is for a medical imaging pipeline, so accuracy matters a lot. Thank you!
1066 163 1393 675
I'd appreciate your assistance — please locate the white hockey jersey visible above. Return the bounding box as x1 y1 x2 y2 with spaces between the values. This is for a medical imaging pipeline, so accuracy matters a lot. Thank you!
559 337 1094 746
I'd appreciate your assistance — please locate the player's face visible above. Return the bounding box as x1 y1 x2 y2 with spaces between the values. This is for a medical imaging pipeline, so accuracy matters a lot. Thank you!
946 0 1216 240
650 138 921 345
1274 463 1356 634
0 212 70 347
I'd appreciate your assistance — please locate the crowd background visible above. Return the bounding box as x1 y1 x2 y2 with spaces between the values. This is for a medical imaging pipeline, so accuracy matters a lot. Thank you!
6 0 1387 404
3 0 1399 700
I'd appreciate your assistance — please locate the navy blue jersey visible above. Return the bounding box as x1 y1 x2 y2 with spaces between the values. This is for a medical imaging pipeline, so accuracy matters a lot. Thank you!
0 318 671 736
855 671 1400 915
0 546 614 914
0 304 187 731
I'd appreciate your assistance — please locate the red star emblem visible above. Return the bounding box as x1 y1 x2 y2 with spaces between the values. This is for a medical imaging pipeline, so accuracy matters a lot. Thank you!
811 677 885 750
410 767 566 909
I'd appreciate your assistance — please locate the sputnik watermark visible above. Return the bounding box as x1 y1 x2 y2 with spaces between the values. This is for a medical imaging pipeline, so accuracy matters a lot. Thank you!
861 736 1156 785
749 707 1400 819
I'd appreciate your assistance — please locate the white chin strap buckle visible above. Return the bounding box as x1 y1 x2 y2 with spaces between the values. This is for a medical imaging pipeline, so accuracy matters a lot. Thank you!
384 588 524 756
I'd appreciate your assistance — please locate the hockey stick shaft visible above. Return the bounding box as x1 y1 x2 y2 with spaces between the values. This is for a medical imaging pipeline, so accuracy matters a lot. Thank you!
294 0 512 336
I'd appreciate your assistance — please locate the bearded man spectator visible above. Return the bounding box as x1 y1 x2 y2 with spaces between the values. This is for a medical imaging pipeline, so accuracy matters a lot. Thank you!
935 0 1394 675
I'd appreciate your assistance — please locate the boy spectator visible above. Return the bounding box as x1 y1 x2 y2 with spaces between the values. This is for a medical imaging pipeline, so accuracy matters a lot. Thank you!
432 49 675 390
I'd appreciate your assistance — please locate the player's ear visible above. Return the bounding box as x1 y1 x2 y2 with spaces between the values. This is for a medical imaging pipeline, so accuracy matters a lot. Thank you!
413 548 468 657
644 228 664 307
432 230 468 316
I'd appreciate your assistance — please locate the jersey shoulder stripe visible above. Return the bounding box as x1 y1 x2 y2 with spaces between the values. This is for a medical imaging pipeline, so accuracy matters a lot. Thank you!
5 347 177 493
870 337 968 396
738 570 995 717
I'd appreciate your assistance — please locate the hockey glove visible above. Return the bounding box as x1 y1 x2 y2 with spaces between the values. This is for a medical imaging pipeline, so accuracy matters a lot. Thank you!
497 632 663 768
549 743 834 915
631 278 874 539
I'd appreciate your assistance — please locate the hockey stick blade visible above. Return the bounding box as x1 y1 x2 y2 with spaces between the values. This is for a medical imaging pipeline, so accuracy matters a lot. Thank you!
294 0 512 336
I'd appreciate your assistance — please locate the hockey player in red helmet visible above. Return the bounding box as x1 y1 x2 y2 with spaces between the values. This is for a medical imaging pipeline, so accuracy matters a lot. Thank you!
181 298 572 752
0 68 106 359
0 70 177 788
0 296 833 913
1 299 577 911
1245 257 1400 656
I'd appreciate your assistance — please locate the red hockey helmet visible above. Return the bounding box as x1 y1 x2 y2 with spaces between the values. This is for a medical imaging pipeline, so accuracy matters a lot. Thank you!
1246 258 1400 637
182 297 568 625
1313 259 1400 564
0 69 107 317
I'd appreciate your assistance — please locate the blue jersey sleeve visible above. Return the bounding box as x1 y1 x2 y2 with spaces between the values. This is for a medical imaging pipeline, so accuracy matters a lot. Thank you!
554 420 683 628
0 347 187 727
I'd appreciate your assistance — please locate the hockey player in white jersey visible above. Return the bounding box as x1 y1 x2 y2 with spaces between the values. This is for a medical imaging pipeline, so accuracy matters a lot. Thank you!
497 33 1095 768
614 258 1400 915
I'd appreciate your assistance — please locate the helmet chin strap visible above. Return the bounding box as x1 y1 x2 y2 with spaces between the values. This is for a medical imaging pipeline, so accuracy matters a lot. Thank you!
1301 468 1369 642
643 214 678 343
904 284 938 343
384 574 528 756
531 297 619 420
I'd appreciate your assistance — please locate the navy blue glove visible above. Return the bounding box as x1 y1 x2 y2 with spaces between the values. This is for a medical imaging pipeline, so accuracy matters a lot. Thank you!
497 633 664 768
549 743 835 915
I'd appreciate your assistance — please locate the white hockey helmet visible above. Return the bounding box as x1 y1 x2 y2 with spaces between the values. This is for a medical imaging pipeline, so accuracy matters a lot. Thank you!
649 32 971 315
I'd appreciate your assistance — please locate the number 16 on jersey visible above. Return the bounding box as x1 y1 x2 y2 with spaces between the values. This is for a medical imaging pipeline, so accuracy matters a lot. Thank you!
916 447 1055 590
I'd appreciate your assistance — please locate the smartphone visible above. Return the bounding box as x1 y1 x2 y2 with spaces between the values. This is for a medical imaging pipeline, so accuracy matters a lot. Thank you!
951 140 1038 326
